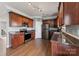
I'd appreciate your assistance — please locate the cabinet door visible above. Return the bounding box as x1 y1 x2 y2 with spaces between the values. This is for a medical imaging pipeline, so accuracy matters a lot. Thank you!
31 31 35 40
18 15 23 26
56 3 63 26
9 12 18 26
43 20 51 24
63 2 79 25
18 32 24 45
58 10 64 26
22 17 29 26
11 35 19 48
23 17 28 23
75 3 79 25
28 19 33 27
9 12 23 26
11 32 24 48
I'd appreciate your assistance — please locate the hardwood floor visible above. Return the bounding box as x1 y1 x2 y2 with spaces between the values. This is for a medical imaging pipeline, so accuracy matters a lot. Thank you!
6 39 51 56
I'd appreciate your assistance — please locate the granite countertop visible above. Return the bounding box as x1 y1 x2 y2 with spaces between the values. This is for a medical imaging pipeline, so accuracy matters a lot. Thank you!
9 30 35 35
62 30 79 47
62 30 79 40
51 32 61 41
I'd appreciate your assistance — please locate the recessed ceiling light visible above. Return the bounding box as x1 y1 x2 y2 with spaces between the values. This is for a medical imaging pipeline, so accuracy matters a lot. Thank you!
28 2 32 5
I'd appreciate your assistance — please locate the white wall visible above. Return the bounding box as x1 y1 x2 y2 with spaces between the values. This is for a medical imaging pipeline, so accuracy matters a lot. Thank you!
0 3 9 55
0 3 9 47
35 19 42 39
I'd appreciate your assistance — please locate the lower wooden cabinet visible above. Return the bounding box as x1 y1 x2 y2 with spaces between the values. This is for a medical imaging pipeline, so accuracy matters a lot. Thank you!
11 35 18 48
31 31 35 40
18 32 24 45
51 40 79 56
11 31 35 48
11 32 24 48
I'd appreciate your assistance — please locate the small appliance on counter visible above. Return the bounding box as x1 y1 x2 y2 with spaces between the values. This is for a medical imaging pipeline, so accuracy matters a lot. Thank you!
1 29 6 37
22 22 28 27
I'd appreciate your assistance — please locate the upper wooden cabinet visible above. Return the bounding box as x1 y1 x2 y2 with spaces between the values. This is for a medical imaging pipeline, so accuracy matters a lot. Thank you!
9 12 33 27
17 15 23 25
28 19 33 27
42 19 54 27
43 20 51 24
63 2 79 25
57 3 64 26
9 12 23 26
22 17 28 24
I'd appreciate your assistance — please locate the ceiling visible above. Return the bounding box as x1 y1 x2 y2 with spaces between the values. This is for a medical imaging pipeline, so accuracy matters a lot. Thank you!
4 2 59 19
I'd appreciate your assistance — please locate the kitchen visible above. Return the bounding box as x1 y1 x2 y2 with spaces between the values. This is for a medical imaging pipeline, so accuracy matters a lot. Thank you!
0 2 59 56
1 2 79 56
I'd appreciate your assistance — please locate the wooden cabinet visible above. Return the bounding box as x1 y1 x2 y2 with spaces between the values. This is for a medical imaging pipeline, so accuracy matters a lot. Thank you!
9 12 33 27
28 19 33 27
9 12 17 26
42 3 63 27
17 15 23 25
22 17 28 25
51 40 79 56
43 20 54 27
18 32 24 45
9 12 23 26
57 3 64 26
58 8 64 26
11 35 18 48
43 20 51 24
31 31 35 40
54 18 58 27
63 2 79 25
11 32 24 48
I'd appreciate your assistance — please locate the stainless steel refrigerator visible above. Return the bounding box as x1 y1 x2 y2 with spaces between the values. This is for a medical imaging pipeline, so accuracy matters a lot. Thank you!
42 24 49 40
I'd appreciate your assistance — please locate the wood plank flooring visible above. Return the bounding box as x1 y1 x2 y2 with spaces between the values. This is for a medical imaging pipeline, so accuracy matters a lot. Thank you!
6 39 51 56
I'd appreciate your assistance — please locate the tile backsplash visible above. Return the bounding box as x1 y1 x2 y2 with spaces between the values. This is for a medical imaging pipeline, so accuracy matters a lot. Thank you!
66 25 79 37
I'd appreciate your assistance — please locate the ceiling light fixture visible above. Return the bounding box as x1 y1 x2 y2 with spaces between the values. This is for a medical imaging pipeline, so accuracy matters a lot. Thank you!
28 2 32 5
28 2 42 12
27 2 45 18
